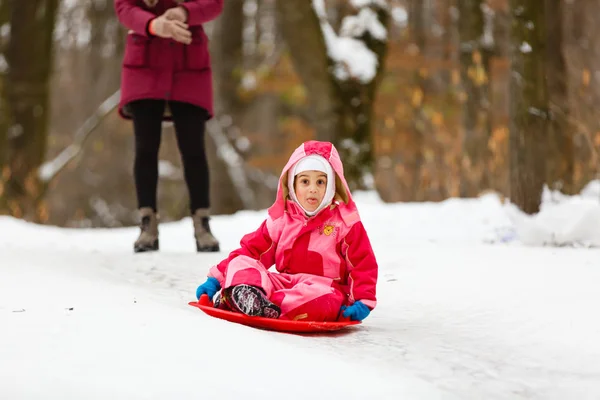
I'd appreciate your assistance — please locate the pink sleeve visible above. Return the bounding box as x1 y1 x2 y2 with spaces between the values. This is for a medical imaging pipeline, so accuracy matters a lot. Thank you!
114 0 155 36
208 220 276 286
343 222 378 309
179 0 223 26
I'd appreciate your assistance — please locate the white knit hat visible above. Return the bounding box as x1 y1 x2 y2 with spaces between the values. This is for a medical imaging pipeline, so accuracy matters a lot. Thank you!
287 155 336 216
294 156 328 175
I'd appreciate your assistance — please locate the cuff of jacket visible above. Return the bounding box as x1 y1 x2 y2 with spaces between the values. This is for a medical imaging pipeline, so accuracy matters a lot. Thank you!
207 265 225 287
178 1 223 26
143 16 156 37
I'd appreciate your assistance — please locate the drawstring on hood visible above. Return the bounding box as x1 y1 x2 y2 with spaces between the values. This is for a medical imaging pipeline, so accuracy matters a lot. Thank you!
287 155 335 217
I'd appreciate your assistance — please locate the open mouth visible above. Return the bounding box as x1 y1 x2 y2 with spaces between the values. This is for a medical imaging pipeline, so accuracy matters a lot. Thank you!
306 198 319 205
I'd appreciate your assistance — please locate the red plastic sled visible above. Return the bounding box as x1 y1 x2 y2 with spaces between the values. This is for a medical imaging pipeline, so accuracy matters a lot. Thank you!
189 295 361 333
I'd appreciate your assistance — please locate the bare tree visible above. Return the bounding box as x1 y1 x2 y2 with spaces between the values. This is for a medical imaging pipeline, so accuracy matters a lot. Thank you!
276 0 390 188
545 0 574 194
0 1 12 179
404 0 427 200
41 0 130 227
206 0 246 214
458 0 492 197
1 0 59 220
276 0 341 143
509 0 548 214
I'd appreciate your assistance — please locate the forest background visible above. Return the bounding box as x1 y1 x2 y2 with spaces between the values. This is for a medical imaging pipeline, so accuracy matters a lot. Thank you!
0 0 598 228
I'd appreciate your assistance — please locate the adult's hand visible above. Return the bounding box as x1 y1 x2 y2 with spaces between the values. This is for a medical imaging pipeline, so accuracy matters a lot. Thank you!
150 14 192 44
163 6 188 23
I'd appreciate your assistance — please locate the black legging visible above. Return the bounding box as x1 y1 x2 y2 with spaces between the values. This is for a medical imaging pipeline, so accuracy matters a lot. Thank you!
128 99 210 213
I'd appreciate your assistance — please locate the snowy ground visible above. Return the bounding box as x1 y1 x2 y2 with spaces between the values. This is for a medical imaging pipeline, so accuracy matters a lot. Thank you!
2 186 600 400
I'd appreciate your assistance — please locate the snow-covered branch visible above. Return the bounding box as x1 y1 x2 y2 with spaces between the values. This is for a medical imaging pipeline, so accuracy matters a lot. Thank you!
38 89 120 183
206 116 279 210
240 42 284 91
312 0 388 83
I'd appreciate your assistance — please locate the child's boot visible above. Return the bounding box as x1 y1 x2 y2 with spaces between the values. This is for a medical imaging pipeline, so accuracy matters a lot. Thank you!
134 207 159 253
213 291 231 311
192 208 220 252
222 284 281 319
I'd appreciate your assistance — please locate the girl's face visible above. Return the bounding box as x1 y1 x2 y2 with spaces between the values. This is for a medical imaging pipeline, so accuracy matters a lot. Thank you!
294 170 328 212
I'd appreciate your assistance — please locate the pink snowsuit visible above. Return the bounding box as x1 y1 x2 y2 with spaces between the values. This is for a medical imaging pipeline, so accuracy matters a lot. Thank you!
208 141 378 321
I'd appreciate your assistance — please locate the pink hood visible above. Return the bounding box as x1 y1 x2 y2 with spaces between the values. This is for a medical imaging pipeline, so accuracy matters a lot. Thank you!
268 141 359 226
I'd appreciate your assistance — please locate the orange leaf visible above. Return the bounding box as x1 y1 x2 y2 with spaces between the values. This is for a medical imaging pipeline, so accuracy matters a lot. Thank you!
431 111 444 128
582 69 590 87
37 202 49 223
594 131 600 147
411 88 423 107
451 69 461 85
385 118 395 129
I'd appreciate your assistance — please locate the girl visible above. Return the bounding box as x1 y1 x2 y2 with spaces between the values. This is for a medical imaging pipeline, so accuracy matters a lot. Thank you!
196 141 378 322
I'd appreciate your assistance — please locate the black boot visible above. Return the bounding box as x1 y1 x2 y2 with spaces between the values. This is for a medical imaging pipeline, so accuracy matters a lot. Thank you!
221 285 281 319
213 291 231 311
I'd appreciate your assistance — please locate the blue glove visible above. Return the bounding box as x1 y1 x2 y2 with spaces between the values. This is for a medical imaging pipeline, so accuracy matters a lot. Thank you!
341 301 371 321
196 277 221 300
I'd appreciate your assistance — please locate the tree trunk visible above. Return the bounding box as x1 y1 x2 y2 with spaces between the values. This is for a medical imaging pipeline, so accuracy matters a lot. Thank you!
0 0 12 186
276 0 343 145
509 0 548 214
545 0 574 194
334 7 390 189
458 0 492 197
406 0 426 200
87 0 122 102
207 0 245 215
1 0 59 220
276 1 389 189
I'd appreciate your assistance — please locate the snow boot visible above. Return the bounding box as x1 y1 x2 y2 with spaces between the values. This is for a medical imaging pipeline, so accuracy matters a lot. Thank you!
221 285 281 319
134 207 159 253
213 291 232 311
192 208 220 252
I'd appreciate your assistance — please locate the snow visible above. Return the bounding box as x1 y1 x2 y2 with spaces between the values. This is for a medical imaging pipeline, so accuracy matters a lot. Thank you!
391 6 408 27
312 0 385 83
527 106 546 118
241 71 258 90
520 41 532 53
350 0 389 9
505 183 600 247
55 1 91 49
0 54 7 74
340 8 387 41
481 3 495 49
2 184 600 399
